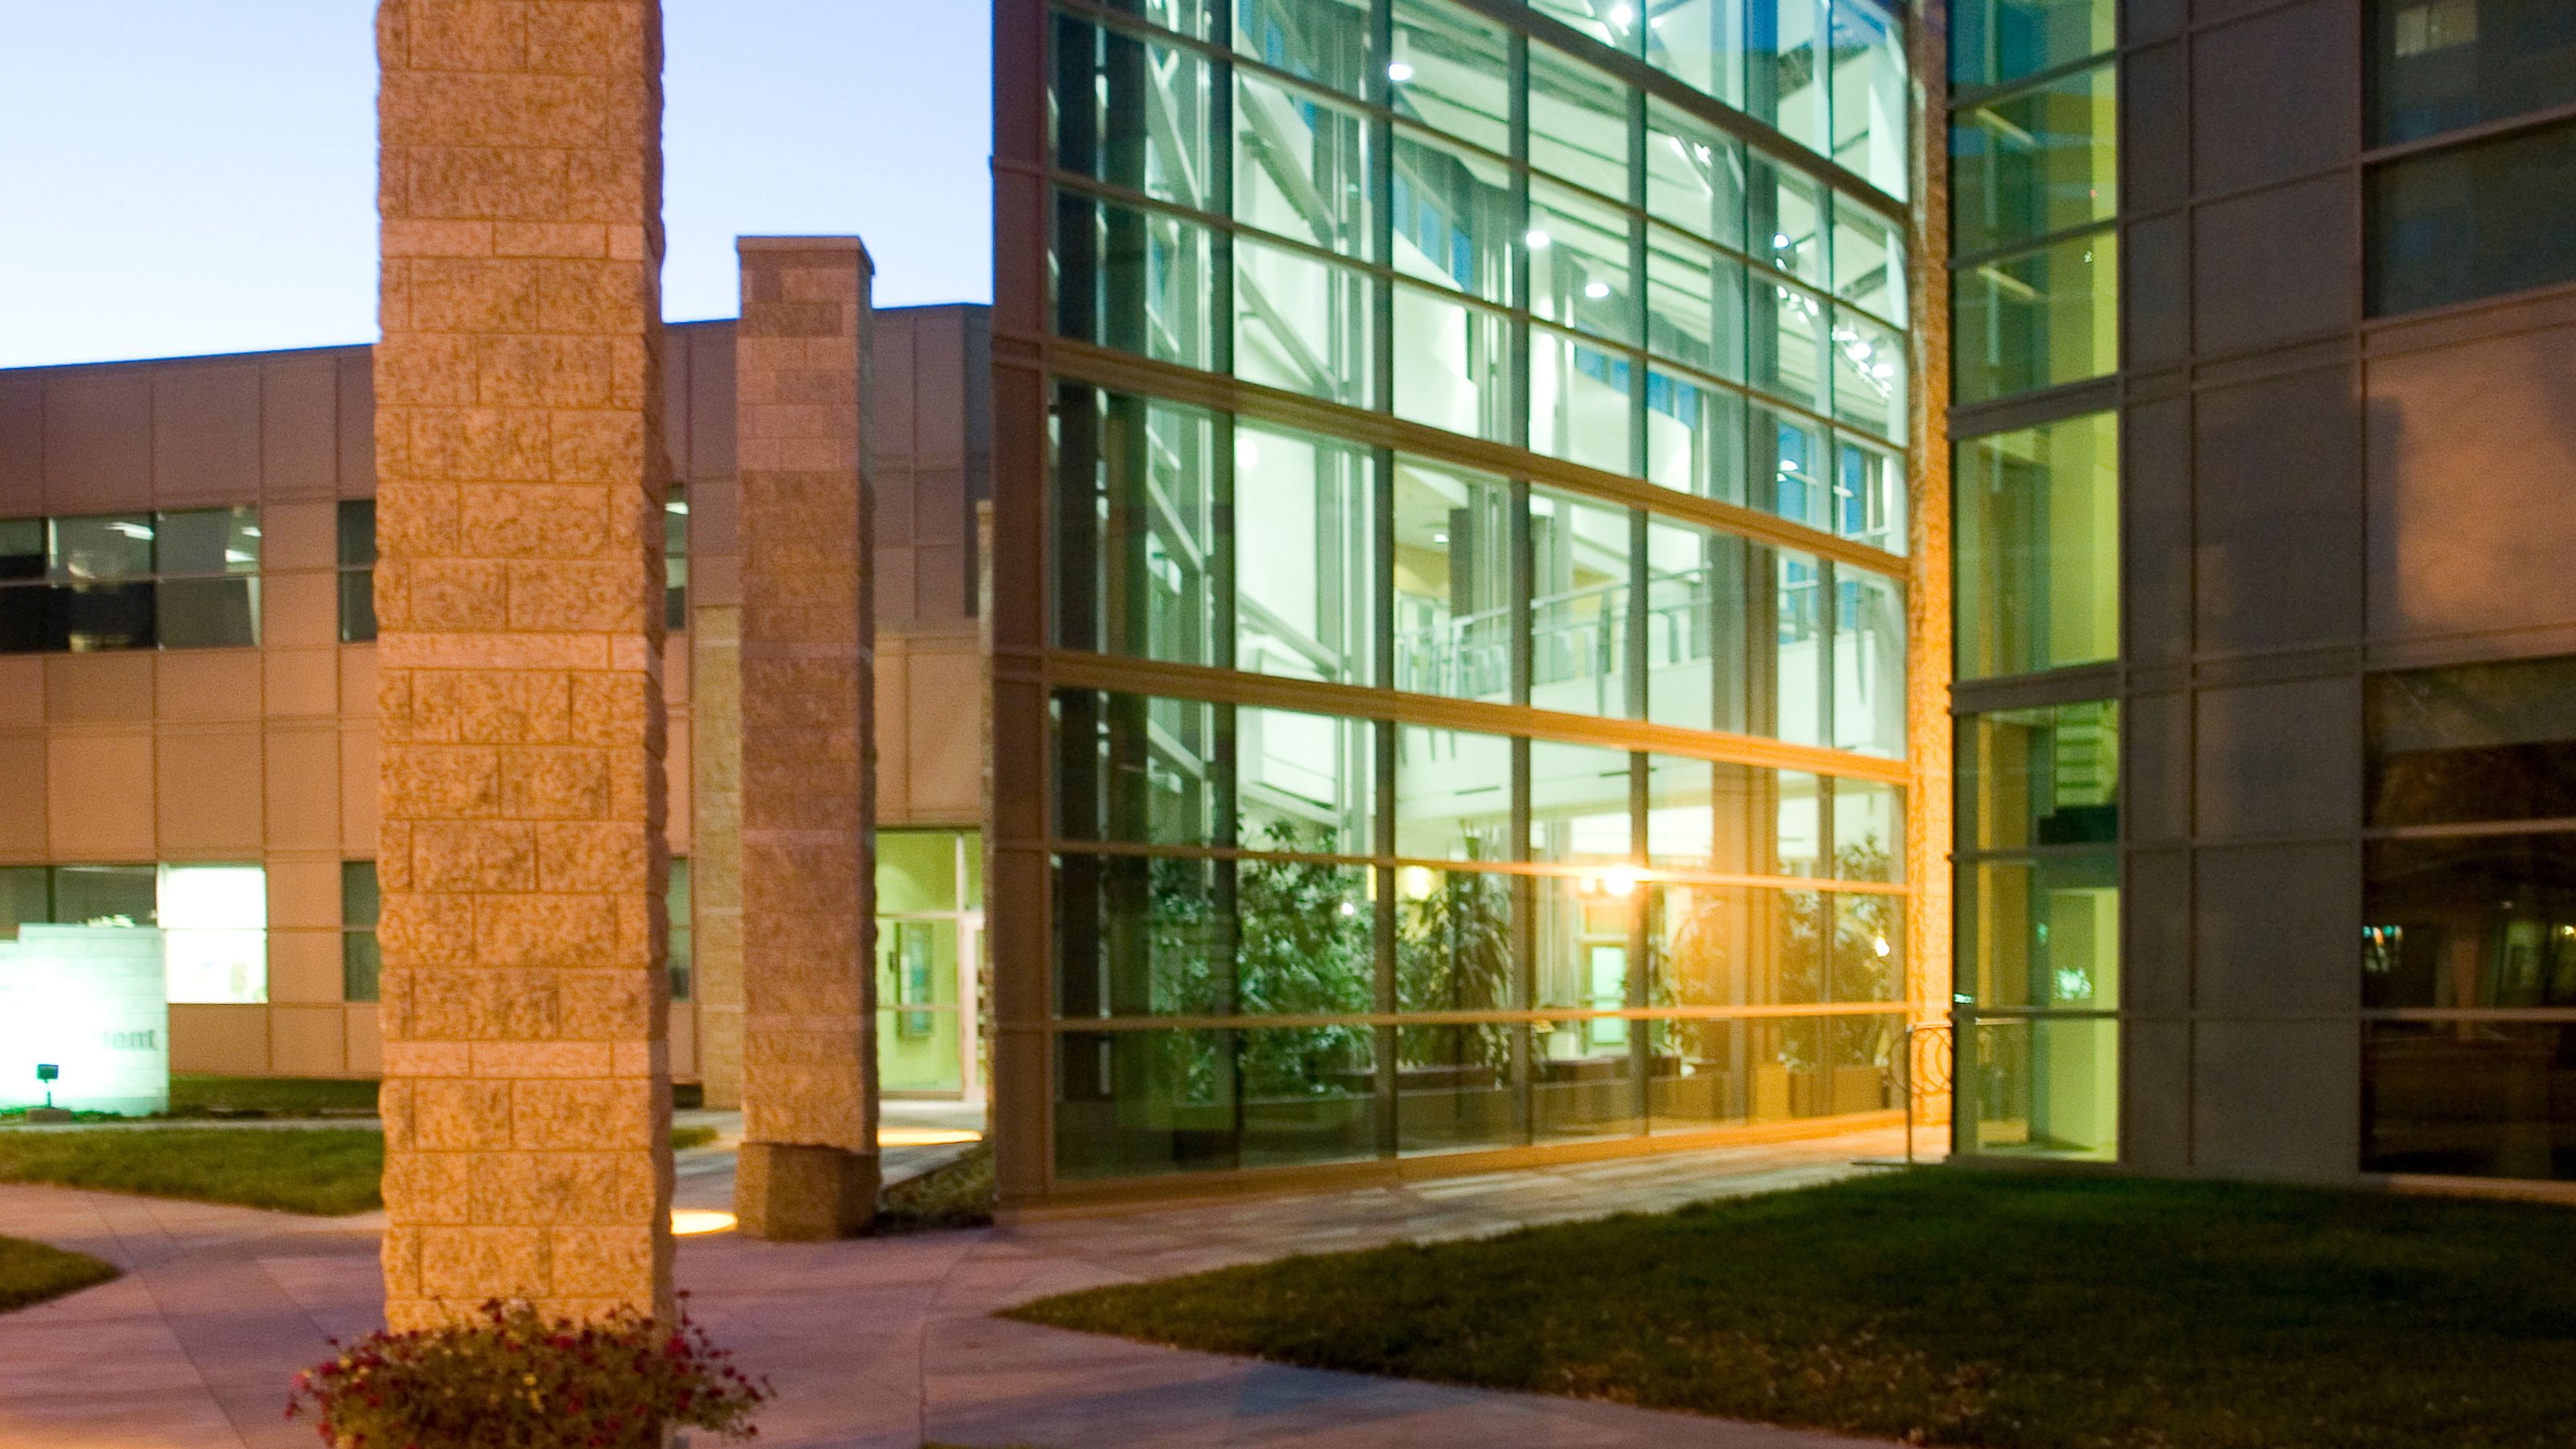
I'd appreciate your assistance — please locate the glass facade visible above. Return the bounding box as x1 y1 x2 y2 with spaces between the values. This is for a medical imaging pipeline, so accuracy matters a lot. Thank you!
1955 411 2117 680
0 863 268 1005
0 509 262 653
1022 0 1915 1188
878 830 982 1095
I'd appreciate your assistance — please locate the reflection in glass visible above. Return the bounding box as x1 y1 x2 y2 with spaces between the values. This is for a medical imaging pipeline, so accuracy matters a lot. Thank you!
1748 0 1829 155
2368 117 2576 317
1397 865 1516 1012
1967 1016 2119 1159
1390 0 1512 154
1241 1026 1379 1167
1236 234 1377 406
1532 326 1637 473
1951 0 2115 91
2371 0 2576 146
1236 0 1376 98
2368 655 2576 828
1951 61 2119 258
2365 1022 2576 1180
1053 388 1219 668
1530 181 1635 345
1954 229 2118 403
2364 832 2576 1009
1645 233 1748 382
1959 700 2120 852
1955 411 2119 680
1236 72 1372 258
1058 10 1216 203
1393 726 1512 861
1055 193 1218 370
1391 456 1513 703
1645 369 1748 507
1835 569 1905 758
1961 854 2117 1009
1529 42 1630 196
1774 550 1829 748
1398 1022 1525 1153
1641 520 1748 733
1645 100 1747 247
1055 1028 1237 1179
1530 489 1634 718
1828 0 1909 200
1391 131 1517 304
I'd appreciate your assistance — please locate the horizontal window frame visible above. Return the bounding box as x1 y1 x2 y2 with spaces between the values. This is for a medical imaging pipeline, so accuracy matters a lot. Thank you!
1048 1002 1917 1030
1047 838 1912 895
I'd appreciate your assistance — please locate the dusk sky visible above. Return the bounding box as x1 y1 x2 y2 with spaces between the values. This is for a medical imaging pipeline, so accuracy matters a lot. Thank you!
0 2 993 368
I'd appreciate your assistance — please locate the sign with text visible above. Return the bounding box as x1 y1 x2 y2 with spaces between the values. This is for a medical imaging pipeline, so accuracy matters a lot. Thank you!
0 925 171 1116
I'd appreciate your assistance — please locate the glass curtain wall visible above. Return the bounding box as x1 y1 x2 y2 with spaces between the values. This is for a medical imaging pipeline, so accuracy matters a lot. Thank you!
1035 0 1914 1188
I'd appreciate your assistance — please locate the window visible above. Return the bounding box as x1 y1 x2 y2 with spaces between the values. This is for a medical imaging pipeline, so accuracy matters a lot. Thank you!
877 830 984 1095
0 509 260 654
342 862 381 1002
667 857 691 1001
1951 62 2118 260
337 500 376 643
2 864 268 1005
2367 116 2576 316
1955 411 2119 681
663 486 687 630
2372 0 2576 146
1951 0 2115 92
2368 655 2576 828
1953 228 2118 403
1233 420 1377 687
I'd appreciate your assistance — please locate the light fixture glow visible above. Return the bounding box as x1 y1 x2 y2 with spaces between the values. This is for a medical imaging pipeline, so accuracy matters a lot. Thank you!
671 1209 737 1236
1583 280 1612 299
1525 228 1553 250
1773 233 1793 250
881 1125 983 1147
1399 865 1436 902
1872 934 1893 959
1607 2 1635 23
1431 531 1450 543
1388 60 1415 81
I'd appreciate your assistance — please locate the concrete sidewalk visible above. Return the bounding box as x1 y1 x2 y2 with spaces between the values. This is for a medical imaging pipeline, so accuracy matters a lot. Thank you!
0 1129 1925 1449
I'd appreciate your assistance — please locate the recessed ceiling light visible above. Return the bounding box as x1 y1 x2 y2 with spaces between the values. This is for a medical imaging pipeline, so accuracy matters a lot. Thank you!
1583 281 1612 299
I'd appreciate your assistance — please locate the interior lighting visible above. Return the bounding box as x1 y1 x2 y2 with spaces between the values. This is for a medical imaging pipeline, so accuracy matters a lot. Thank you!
1586 865 1642 898
1388 60 1415 81
1872 935 1893 958
1399 865 1436 902
1337 901 1360 917
1525 228 1553 250
881 1125 983 1147
1431 531 1449 543
1607 2 1635 23
1583 281 1612 299
671 1209 736 1236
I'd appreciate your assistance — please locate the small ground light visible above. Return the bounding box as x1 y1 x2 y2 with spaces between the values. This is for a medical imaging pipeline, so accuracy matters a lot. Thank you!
880 1126 983 1147
671 1209 737 1236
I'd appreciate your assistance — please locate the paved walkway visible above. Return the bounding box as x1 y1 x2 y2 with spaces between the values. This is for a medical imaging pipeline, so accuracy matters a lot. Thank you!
0 1127 1934 1449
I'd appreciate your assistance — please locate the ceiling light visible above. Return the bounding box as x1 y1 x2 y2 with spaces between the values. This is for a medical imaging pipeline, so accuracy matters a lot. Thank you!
1773 233 1793 250
1607 2 1635 24
1388 60 1415 82
1583 281 1612 299
1432 531 1450 543
1525 228 1552 250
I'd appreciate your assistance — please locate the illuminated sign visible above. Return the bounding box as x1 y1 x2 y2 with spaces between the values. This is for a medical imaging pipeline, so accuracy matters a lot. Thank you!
0 925 170 1116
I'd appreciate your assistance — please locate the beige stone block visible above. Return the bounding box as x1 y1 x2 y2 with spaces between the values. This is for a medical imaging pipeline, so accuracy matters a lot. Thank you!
268 931 345 1005
416 1226 551 1299
270 1002 349 1073
45 654 151 724
473 895 616 969
169 1005 269 1075
492 221 608 258
505 559 646 631
48 731 154 858
534 820 646 892
523 2 649 74
473 1153 657 1226
546 1224 663 1299
735 1142 875 1241
381 1038 471 1080
266 729 342 851
413 819 537 891
413 1078 515 1150
385 744 503 819
266 648 341 719
377 481 460 555
407 0 528 71
380 894 477 970
0 737 42 854
468 1040 614 1078
452 671 572 744
496 747 609 819
381 1226 424 1300
663 721 690 851
569 671 652 747
555 966 653 1037
385 1151 477 1226
512 1078 653 1150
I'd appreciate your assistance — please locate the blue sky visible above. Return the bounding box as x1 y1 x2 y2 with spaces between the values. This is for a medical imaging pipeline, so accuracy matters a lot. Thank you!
0 2 993 368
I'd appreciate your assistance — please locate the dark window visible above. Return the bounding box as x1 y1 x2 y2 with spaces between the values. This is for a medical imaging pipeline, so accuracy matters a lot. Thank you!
2365 832 2576 1009
337 500 377 644
2368 116 2576 316
342 861 381 1002
2365 1021 2576 1179
2367 655 2576 828
663 487 687 631
0 510 261 654
2371 0 2576 146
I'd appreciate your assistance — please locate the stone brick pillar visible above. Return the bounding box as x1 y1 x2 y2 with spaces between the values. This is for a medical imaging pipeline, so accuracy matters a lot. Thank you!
372 0 674 1325
730 237 879 1240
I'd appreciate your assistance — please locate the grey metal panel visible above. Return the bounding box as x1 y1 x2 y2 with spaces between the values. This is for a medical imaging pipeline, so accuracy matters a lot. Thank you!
687 325 735 482
2194 842 2359 1017
2125 0 2186 44
2124 847 2191 1017
2191 1018 2359 1181
336 354 374 497
2193 677 2359 840
873 314 921 460
0 378 40 514
914 468 967 547
876 460 917 545
2189 1 2357 196
2121 41 2189 215
2192 175 2355 357
2124 212 2190 369
2365 320 2576 643
914 543 968 622
152 365 262 504
261 361 341 499
2193 365 2362 656
2123 394 2193 665
2124 690 2190 844
914 315 968 461
44 372 152 511
662 322 692 484
2122 1018 2192 1170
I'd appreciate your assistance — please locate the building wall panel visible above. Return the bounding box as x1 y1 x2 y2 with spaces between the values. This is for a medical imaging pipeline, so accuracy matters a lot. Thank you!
47 731 154 858
156 730 263 853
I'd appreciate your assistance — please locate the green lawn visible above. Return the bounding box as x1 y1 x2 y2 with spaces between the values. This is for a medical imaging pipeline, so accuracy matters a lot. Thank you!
167 1074 382 1117
0 1125 725 1216
0 1236 118 1312
1009 1170 2576 1449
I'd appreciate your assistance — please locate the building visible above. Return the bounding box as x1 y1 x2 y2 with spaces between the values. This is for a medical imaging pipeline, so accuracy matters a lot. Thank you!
0 308 993 1100
1945 0 2576 1185
983 0 1938 1208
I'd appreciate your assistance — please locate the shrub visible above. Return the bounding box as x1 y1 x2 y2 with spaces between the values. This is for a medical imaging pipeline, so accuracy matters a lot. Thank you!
287 1294 767 1448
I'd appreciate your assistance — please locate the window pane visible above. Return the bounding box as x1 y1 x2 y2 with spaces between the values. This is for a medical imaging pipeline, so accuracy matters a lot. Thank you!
0 867 45 935
1238 705 1376 855
1828 0 1909 200
1397 865 1517 1009
0 519 41 580
53 865 155 926
1951 61 2118 258
1753 404 1829 531
1393 725 1512 861
2372 0 2576 146
1645 231 1748 382
1529 43 1631 197
1832 195 1906 324
1773 551 1829 747
1393 283 1516 443
1955 411 2119 680
1831 305 1906 441
1647 0 1748 113
1959 700 2120 852
343 929 382 1003
1392 456 1513 703
161 862 267 1005
155 507 260 575
1533 870 1637 1014
340 571 378 644
1055 691 1224 848
1644 368 1748 506
1054 388 1217 666
1390 0 1512 155
1834 568 1905 759
49 515 152 581
2368 117 2576 317
1236 73 1373 258
1531 325 1637 473
2366 1021 2576 1179
1391 130 1516 304
58 581 155 652
0 585 48 653
1055 14 1219 211
1236 0 1375 101
1531 0 1639 52
1748 0 1829 155
1646 101 1747 249
1954 229 2118 403
1951 0 2115 90
1054 1027 1236 1179
1530 739 1633 865
1397 1022 1525 1154
156 576 258 649
1236 860 1376 1013
1961 852 2117 1009
1748 155 1827 286
1055 192 1219 371
1530 181 1636 345
1642 520 1752 733
1241 1026 1377 1168
1235 421 1376 687
2365 832 2576 1010
1832 893 1905 1003
1835 438 1905 555
2368 655 2576 828
336 499 376 568
1236 234 1377 407
1965 1016 2120 1159
663 487 687 630
1833 777 1905 881
1530 489 1634 719
879 919 960 1090
1646 758 1818 876
1053 854 1232 1016
1750 277 1828 411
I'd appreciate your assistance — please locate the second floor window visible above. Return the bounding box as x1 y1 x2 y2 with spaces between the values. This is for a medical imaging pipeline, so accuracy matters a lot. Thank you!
0 508 260 654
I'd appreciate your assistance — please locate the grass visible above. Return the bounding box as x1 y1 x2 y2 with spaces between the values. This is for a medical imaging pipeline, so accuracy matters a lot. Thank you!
0 1235 118 1312
167 1075 382 1117
877 1143 995 1233
1009 1170 2576 1449
0 1125 729 1216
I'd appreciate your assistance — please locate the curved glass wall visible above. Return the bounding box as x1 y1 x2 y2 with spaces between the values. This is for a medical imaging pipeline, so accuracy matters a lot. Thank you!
1031 0 1914 1187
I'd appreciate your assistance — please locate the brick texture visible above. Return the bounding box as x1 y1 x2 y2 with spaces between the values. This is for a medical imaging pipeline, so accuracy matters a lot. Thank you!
373 0 673 1326
731 239 878 1237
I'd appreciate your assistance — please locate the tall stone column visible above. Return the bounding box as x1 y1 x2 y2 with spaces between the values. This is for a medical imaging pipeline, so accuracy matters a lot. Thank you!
373 0 674 1325
730 237 879 1240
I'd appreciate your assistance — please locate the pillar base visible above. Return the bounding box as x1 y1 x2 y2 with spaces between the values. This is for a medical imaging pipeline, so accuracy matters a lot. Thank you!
734 1142 878 1241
